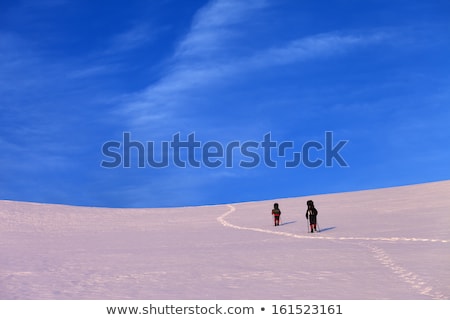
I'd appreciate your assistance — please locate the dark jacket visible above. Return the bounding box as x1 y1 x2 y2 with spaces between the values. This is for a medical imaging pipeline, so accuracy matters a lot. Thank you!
306 207 318 224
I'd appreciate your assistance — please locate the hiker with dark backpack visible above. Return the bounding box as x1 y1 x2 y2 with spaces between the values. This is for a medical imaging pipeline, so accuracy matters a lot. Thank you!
272 203 281 226
305 200 318 233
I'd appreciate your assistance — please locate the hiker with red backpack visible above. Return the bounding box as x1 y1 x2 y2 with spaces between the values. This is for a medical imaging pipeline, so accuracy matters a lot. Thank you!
306 200 319 233
272 203 281 226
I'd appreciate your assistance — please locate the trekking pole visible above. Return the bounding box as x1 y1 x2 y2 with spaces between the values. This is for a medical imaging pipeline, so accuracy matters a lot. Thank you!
306 216 310 233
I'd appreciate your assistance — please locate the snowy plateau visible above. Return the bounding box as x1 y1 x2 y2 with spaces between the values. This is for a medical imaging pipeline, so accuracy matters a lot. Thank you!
1 181 449 300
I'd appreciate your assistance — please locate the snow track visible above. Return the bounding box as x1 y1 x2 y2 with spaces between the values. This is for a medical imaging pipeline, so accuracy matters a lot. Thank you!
1 181 449 299
362 243 448 300
218 204 449 299
218 205 449 244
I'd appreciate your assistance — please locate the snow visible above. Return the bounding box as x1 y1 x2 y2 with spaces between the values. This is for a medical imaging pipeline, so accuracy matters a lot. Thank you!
1 181 449 299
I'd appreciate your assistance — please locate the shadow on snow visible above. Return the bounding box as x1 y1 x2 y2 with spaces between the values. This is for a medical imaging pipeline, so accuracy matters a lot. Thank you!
280 220 296 226
318 226 336 233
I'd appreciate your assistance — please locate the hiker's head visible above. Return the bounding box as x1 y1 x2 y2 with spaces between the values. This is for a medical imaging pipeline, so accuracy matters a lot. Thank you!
274 203 279 209
307 200 314 208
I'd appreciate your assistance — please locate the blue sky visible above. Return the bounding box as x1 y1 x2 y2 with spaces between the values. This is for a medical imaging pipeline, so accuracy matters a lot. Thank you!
1 0 449 208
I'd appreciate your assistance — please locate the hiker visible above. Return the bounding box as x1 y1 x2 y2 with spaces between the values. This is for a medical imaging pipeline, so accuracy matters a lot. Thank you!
272 203 281 226
305 200 318 233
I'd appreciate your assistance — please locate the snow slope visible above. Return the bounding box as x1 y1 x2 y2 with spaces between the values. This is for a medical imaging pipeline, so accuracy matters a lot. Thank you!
1 181 449 299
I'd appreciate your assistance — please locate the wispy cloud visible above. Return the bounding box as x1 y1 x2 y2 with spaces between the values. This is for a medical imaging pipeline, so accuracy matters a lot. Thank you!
250 32 387 67
67 64 120 79
174 0 268 59
66 22 158 80
106 23 156 55
121 0 390 130
119 0 270 129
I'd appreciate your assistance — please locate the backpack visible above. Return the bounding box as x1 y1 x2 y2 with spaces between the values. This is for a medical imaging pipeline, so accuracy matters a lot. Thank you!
272 208 281 216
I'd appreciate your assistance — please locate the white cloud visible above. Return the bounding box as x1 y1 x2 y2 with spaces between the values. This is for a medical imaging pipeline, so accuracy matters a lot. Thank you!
106 23 156 54
120 0 268 129
120 0 391 132
67 64 119 79
175 0 268 59
250 32 383 67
